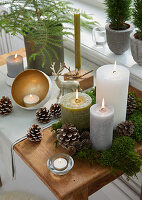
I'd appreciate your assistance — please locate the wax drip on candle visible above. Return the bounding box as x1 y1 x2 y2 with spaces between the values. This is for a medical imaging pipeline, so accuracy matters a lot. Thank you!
113 61 117 73
75 89 81 103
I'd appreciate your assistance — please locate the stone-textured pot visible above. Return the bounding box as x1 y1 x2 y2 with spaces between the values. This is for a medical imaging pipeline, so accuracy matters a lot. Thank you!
24 34 64 76
130 32 142 66
105 23 133 55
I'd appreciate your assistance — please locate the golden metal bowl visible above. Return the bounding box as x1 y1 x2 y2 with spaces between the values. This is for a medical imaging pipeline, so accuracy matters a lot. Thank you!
11 69 52 110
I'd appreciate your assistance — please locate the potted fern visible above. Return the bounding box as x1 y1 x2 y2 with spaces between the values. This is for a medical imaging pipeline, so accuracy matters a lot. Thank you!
130 0 142 66
105 0 133 55
0 0 96 75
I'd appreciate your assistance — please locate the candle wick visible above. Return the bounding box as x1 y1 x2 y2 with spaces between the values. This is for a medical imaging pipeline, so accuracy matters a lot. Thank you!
113 70 116 73
75 98 80 103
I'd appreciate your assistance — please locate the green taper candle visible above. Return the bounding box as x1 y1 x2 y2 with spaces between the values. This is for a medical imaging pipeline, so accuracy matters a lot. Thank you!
60 91 92 130
74 13 81 70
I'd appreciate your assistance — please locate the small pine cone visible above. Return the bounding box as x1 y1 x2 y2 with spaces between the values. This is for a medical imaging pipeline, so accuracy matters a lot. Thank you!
0 96 13 115
36 107 52 123
127 95 137 115
50 103 61 118
27 124 42 142
67 145 76 156
72 141 82 151
80 131 90 140
81 139 91 149
116 121 134 136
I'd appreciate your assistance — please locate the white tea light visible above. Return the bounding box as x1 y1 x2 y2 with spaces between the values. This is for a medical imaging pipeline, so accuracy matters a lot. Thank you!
23 94 39 107
53 158 68 171
90 99 114 151
96 62 129 127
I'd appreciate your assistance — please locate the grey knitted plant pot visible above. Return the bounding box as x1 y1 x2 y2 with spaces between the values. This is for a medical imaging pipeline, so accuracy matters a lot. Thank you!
105 23 133 55
130 32 142 66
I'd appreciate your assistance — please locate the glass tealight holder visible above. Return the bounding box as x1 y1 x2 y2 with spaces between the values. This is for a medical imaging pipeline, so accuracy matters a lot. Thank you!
92 26 106 47
47 153 74 175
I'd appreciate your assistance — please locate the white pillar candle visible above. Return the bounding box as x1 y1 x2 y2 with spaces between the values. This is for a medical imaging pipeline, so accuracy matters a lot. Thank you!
96 63 129 128
7 54 24 78
90 100 114 151
23 94 39 107
53 158 68 171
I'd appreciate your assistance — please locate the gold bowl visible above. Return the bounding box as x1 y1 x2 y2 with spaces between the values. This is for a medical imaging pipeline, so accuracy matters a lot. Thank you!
11 69 52 110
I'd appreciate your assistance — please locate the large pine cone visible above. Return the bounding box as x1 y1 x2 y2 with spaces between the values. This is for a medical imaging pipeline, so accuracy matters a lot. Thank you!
27 124 42 142
36 107 52 123
56 124 80 148
127 94 137 115
0 96 13 115
50 103 61 118
116 121 134 136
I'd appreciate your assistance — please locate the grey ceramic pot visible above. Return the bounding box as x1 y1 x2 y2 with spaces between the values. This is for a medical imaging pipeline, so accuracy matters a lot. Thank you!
105 23 133 55
24 34 64 76
130 32 142 66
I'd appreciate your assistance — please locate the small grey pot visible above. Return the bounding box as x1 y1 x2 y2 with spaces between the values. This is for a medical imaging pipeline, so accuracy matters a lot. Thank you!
130 32 142 66
105 23 133 55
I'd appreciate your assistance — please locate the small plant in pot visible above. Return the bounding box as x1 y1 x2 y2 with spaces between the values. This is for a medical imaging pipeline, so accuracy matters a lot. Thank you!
105 0 133 55
0 0 97 75
130 0 142 66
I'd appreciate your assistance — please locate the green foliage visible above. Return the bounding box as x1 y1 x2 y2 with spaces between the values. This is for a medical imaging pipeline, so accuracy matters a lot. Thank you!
85 87 96 105
0 0 98 67
133 0 142 39
105 0 132 30
52 120 62 131
127 111 142 142
76 136 142 178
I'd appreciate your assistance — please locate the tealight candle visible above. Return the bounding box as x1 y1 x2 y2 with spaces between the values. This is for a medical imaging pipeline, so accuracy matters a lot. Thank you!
96 62 129 127
90 99 114 151
7 54 24 78
23 94 39 107
61 90 92 130
53 158 68 171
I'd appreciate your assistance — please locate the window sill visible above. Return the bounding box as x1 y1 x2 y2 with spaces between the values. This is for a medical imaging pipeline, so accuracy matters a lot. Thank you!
64 0 142 91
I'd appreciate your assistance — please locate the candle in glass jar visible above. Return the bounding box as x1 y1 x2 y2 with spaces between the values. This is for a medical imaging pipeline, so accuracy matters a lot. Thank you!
61 90 92 130
53 158 68 171
7 54 24 78
96 62 129 127
90 99 114 151
23 94 39 107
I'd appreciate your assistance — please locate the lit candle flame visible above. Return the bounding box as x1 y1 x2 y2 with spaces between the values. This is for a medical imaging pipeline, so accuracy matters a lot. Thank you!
30 94 33 98
14 54 17 59
101 98 105 110
76 88 78 100
113 61 117 73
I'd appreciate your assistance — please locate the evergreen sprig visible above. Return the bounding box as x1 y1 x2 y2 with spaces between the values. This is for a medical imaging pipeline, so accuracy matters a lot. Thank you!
133 0 142 39
0 0 97 67
104 0 132 30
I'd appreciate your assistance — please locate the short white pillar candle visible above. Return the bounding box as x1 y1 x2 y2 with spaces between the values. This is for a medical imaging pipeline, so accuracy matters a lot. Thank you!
53 158 68 171
90 99 114 151
96 63 130 128
23 94 39 107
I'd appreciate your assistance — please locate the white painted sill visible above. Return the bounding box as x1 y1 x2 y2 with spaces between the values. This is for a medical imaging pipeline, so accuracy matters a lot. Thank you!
64 0 142 91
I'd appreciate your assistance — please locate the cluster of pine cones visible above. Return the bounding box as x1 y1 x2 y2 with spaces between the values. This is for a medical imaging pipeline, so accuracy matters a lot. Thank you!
36 103 61 123
0 96 13 115
56 124 91 156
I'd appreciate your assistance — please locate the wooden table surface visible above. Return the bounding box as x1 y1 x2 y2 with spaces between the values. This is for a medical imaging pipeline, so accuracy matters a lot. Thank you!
1 49 142 200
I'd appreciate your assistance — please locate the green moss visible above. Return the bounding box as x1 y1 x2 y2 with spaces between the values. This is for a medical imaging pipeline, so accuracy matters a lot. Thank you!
85 87 96 105
52 120 62 131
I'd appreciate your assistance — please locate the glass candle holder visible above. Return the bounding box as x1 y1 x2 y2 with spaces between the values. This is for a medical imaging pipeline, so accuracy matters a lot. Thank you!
92 26 106 46
47 153 74 175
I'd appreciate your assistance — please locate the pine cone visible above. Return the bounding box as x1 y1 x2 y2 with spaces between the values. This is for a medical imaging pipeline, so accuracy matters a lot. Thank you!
127 95 137 115
67 146 76 156
56 124 80 148
50 103 61 118
81 139 91 149
80 131 90 140
0 96 13 115
27 124 42 142
72 141 82 151
116 121 134 136
36 107 52 123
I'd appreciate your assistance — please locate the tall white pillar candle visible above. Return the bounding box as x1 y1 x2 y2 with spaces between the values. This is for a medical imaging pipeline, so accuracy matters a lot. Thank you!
90 102 114 151
96 64 129 128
